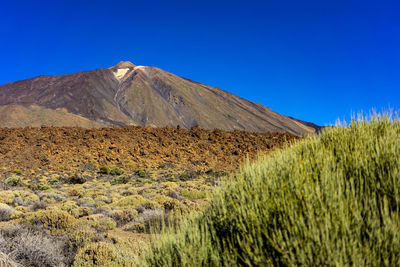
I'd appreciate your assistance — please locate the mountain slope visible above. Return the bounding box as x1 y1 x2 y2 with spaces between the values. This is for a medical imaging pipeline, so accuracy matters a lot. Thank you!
0 61 318 135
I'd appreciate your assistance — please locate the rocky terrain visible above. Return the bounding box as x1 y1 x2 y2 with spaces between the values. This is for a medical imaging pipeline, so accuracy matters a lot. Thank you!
0 61 318 135
0 126 297 174
0 126 298 266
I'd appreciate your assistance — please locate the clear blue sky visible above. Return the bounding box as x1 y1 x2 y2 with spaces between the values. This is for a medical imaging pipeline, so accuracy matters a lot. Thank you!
1 0 399 126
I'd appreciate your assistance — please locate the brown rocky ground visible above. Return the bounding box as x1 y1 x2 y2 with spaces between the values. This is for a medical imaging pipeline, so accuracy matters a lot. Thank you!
0 126 299 266
0 126 298 175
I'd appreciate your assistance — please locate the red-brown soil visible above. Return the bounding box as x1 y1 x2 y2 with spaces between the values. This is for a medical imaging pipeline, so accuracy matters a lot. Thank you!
0 126 298 174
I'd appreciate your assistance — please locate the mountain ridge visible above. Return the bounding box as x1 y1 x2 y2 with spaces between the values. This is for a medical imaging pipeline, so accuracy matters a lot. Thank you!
0 61 319 135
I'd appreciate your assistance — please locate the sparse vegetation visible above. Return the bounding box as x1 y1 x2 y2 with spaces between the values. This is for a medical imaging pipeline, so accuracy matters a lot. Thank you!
0 161 219 265
0 120 327 265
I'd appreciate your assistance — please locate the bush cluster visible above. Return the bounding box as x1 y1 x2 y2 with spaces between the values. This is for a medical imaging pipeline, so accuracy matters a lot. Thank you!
27 209 77 236
139 114 400 266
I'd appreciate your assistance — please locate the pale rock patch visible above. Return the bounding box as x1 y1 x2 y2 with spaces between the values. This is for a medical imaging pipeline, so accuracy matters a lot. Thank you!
113 68 130 80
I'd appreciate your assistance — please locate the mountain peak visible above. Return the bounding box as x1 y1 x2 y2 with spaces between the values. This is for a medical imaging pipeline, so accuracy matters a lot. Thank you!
109 61 136 80
112 61 136 69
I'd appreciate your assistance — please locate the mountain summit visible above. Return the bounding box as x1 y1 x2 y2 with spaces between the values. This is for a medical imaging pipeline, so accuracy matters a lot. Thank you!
0 61 318 135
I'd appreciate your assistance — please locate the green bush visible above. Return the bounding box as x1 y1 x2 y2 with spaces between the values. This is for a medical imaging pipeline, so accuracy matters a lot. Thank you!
69 224 95 248
61 200 80 217
0 191 15 204
94 217 117 230
110 175 128 185
38 184 51 191
68 174 87 184
4 176 22 186
110 167 124 176
139 114 400 266
114 195 148 209
180 189 207 200
72 242 135 267
99 166 110 174
136 170 146 178
27 209 77 236
49 178 59 185
12 169 22 174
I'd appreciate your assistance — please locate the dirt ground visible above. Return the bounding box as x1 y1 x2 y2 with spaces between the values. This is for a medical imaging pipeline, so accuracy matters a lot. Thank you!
0 126 298 175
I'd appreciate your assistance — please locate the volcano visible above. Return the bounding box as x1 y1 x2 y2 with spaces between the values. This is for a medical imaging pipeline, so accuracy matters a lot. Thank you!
0 61 318 135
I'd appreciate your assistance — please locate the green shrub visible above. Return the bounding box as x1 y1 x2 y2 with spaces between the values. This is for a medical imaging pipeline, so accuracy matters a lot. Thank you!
38 184 51 191
134 178 153 185
27 209 77 236
4 176 22 186
80 214 116 231
113 195 147 209
94 217 117 230
15 190 40 203
61 200 80 217
99 166 110 174
12 169 22 174
72 242 135 267
68 174 87 184
136 170 146 178
139 114 400 266
110 175 128 185
48 178 59 185
110 167 124 176
69 224 95 248
0 191 15 204
180 189 207 200
178 171 193 181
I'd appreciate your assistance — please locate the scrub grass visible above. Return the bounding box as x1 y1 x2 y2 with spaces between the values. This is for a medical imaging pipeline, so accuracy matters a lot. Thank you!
139 113 400 266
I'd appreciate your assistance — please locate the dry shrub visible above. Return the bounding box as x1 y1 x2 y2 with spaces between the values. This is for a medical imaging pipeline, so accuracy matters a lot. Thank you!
31 201 48 211
0 204 13 221
109 209 137 226
0 224 73 267
140 209 165 233
0 251 23 267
